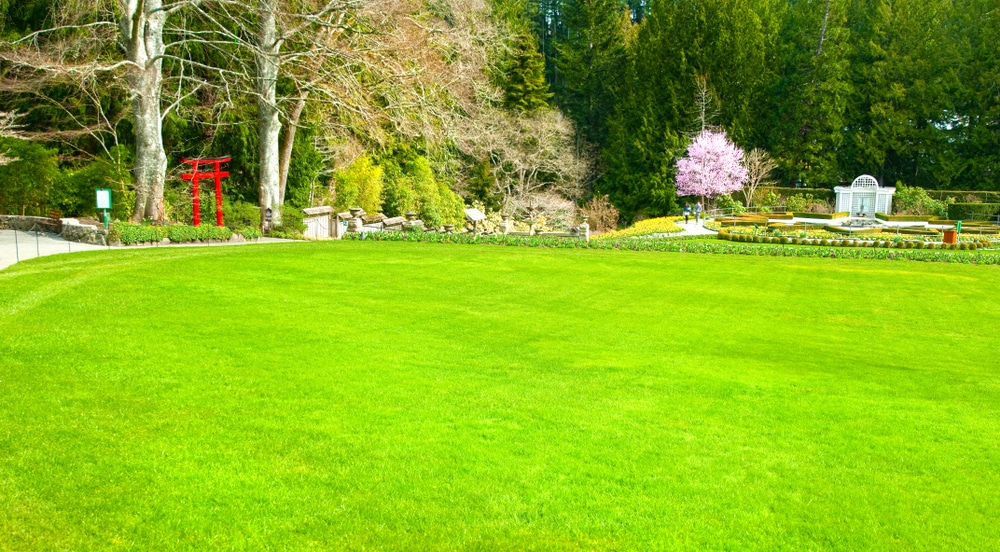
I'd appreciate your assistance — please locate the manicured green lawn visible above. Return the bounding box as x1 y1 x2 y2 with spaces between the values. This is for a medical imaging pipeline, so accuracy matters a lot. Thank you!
1 241 998 550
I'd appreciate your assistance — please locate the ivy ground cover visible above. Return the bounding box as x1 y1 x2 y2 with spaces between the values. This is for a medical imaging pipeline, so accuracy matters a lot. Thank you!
1 242 998 549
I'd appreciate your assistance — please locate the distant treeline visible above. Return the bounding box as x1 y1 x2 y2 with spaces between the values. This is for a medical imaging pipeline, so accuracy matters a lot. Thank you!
529 0 1000 219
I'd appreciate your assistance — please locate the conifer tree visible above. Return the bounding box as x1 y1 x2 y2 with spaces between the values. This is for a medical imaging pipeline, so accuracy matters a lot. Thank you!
555 0 631 147
503 33 553 113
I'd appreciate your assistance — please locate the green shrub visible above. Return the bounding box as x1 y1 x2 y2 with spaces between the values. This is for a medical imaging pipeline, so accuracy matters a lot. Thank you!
759 191 780 209
820 239 829 246
334 155 384 214
752 235 762 243
0 138 62 217
715 194 746 215
241 227 263 240
914 241 924 249
779 237 789 244
274 205 306 234
895 182 948 217
785 193 830 214
224 200 261 230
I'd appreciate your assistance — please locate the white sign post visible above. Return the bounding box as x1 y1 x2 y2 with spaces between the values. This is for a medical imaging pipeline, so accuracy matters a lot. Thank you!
96 188 112 228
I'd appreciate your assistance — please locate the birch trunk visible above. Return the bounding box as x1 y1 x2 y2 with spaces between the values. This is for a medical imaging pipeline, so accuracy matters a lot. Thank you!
257 0 283 225
123 0 168 223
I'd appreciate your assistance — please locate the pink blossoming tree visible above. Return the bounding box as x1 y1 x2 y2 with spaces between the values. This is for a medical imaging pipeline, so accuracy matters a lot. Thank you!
675 130 748 199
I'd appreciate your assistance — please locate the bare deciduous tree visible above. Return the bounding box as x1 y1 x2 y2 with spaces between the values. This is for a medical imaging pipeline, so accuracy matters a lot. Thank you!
0 110 20 165
742 147 778 207
692 74 719 133
453 107 586 226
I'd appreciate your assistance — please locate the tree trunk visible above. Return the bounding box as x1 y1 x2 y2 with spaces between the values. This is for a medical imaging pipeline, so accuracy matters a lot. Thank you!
124 0 168 223
278 94 307 206
816 0 832 57
257 0 283 225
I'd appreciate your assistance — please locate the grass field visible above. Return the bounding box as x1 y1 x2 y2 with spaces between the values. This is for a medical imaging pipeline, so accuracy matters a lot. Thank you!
1 241 999 550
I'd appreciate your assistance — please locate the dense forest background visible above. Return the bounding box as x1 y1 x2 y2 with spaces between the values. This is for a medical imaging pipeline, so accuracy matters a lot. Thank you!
1 0 998 225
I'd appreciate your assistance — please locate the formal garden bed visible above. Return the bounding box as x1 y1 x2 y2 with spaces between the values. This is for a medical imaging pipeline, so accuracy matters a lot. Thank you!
346 229 1000 264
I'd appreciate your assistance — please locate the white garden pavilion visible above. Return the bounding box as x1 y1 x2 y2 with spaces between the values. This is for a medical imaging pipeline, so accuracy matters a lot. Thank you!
834 175 895 219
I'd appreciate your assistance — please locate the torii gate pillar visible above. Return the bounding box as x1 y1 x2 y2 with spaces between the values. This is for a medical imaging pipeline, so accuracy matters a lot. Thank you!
181 157 231 226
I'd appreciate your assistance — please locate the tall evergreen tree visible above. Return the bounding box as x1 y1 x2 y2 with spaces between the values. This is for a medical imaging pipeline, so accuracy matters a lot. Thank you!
503 33 554 112
767 0 852 187
949 0 1000 189
842 0 960 188
554 0 631 147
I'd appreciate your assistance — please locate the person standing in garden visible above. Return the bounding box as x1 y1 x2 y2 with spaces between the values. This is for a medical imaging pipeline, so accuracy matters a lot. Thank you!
694 201 703 224
683 203 691 224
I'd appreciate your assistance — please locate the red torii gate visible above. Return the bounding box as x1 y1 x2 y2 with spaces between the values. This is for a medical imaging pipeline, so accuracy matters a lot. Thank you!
181 157 230 226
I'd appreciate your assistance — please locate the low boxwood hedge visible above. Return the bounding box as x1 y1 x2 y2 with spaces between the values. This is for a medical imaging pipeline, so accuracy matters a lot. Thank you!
894 227 940 236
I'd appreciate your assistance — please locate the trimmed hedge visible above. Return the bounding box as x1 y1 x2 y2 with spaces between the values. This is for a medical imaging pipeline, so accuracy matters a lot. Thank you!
927 190 1000 203
166 225 233 243
109 222 234 245
753 186 835 202
947 203 1000 221
823 225 883 235
794 212 849 220
875 213 941 222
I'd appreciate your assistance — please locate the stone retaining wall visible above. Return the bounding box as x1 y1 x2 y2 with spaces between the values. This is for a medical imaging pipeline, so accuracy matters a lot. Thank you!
0 215 62 234
0 215 108 246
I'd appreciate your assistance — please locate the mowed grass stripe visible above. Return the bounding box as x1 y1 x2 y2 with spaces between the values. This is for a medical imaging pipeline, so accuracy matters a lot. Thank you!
1 241 998 550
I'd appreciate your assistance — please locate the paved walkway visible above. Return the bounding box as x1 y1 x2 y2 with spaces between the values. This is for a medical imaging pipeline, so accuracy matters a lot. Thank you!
644 220 719 239
0 229 295 272
672 220 718 236
0 229 107 271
